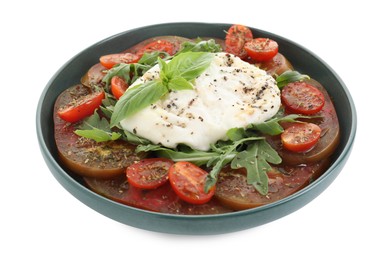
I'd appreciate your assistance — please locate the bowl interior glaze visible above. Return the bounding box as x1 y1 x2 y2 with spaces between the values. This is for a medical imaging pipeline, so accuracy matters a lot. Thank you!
37 22 356 235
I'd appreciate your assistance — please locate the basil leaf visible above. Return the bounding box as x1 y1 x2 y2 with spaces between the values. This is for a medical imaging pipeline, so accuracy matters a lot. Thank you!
168 77 193 91
165 52 214 80
110 80 168 127
276 70 310 88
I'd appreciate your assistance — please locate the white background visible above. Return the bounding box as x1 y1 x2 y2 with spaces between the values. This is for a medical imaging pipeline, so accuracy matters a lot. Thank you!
2 0 389 259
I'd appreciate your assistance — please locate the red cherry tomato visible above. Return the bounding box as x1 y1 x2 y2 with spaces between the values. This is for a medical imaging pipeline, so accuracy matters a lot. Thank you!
281 123 322 152
168 162 215 204
136 40 176 57
99 53 140 69
57 90 104 123
111 76 128 100
126 158 174 190
225 24 253 59
282 81 325 115
244 38 279 62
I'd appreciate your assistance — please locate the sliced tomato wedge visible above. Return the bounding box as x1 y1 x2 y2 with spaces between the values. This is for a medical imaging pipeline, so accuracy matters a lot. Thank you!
244 38 279 62
126 158 174 189
282 81 325 115
111 76 128 99
57 90 104 123
281 123 322 152
168 162 215 204
225 24 253 59
136 39 176 57
99 53 140 69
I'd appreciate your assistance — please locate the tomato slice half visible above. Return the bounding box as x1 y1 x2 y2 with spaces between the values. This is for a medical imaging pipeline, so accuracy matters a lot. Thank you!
225 24 253 59
136 39 177 57
111 76 128 100
168 162 215 205
244 38 279 62
57 90 104 123
99 53 140 69
126 158 174 190
281 81 325 115
281 123 322 152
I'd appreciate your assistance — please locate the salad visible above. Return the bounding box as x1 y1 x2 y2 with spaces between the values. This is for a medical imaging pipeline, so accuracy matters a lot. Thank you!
54 24 339 214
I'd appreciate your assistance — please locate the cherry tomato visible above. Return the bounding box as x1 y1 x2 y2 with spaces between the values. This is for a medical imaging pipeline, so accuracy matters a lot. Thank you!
281 123 322 152
225 24 253 59
111 76 128 99
136 39 176 57
126 158 174 190
168 162 215 205
99 53 140 69
281 81 325 115
244 38 279 62
57 89 104 123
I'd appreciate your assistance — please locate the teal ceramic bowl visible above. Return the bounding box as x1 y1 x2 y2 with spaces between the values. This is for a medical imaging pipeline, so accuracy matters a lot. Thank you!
36 22 356 235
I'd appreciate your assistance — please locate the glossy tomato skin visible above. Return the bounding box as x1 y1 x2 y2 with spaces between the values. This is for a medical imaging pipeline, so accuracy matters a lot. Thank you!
282 81 325 115
126 158 174 189
267 79 340 165
123 36 189 56
84 175 232 215
99 53 140 69
111 76 128 100
169 162 215 205
281 123 322 152
54 84 143 178
244 38 279 62
225 24 253 59
57 88 104 123
215 160 330 210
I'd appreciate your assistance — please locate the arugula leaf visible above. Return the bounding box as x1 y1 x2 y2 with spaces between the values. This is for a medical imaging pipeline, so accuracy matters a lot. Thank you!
74 110 121 142
177 39 222 54
204 136 264 192
136 144 220 166
276 70 310 89
110 80 168 127
138 51 170 65
231 140 282 195
251 114 319 135
123 130 151 145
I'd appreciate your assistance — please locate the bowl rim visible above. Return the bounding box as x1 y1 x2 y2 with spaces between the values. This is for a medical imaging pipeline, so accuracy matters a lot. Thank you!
36 22 357 221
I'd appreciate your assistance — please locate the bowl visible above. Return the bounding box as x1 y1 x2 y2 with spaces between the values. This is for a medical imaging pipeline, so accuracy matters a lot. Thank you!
36 22 357 235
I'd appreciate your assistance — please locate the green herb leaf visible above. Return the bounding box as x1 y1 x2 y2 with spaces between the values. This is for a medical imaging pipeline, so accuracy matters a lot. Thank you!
177 39 222 54
139 51 170 65
276 70 310 88
110 80 168 127
123 130 151 145
251 114 317 135
204 136 264 192
231 139 282 195
136 144 220 166
164 52 214 80
110 52 213 126
74 110 121 142
168 76 194 91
